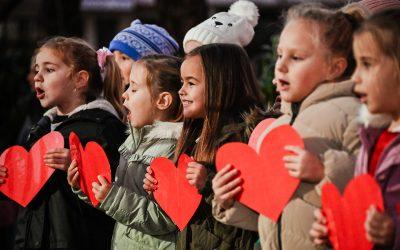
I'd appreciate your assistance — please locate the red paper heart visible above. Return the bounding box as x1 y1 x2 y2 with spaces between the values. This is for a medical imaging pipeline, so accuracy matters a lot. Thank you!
0 131 64 207
322 174 384 250
69 132 111 206
248 118 276 151
216 125 303 222
151 154 202 231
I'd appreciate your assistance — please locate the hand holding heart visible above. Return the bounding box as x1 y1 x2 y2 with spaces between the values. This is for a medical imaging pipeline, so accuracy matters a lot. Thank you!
143 166 157 194
186 161 207 191
92 175 111 203
44 148 71 171
212 164 242 210
0 165 7 184
67 160 80 189
365 206 394 246
283 146 324 182
309 209 329 246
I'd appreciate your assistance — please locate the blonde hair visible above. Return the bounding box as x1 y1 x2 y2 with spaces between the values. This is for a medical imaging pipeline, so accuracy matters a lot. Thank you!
284 3 360 78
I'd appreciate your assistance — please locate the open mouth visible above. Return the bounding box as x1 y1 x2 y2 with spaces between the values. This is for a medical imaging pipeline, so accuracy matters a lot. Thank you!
35 87 45 99
278 79 290 91
181 99 193 106
123 105 131 118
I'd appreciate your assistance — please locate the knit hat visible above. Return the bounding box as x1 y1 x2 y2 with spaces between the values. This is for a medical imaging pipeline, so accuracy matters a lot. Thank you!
342 0 400 19
109 19 179 60
183 0 259 53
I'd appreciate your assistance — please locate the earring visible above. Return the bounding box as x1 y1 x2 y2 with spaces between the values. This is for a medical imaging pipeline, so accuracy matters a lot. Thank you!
73 88 77 92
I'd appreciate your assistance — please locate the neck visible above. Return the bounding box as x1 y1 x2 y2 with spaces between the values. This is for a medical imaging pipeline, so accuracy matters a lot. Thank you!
389 113 400 132
56 98 86 116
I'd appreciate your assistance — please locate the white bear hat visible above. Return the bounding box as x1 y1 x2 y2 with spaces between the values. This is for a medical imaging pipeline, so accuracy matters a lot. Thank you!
183 0 259 53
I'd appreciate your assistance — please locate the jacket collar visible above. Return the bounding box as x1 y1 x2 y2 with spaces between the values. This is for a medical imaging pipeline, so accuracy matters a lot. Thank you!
44 98 120 122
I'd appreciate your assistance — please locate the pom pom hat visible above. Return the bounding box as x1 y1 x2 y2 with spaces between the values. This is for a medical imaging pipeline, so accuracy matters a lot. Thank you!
183 0 259 53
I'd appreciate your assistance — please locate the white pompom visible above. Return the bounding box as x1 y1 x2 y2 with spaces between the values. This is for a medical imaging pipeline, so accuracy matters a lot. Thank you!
228 0 259 27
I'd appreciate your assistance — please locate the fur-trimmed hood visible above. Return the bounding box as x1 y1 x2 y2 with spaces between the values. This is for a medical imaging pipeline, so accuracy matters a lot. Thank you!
357 104 393 129
44 98 120 122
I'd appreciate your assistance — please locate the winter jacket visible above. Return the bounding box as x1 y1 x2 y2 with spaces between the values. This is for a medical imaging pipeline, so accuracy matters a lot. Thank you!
14 99 126 249
355 106 400 250
213 81 361 250
98 121 182 250
177 107 267 250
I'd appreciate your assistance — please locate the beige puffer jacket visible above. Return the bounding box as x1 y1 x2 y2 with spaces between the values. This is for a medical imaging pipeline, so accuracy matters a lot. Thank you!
213 80 361 250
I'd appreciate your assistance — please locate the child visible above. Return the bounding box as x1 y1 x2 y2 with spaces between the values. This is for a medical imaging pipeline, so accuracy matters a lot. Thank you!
109 19 179 86
212 3 362 249
68 54 183 249
310 9 400 249
183 0 259 53
1 36 126 249
144 43 268 249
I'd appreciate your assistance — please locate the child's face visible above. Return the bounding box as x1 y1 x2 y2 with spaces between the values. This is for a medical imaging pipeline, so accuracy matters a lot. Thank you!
275 19 333 103
352 32 400 115
179 55 206 119
122 62 156 128
34 48 77 112
114 50 134 85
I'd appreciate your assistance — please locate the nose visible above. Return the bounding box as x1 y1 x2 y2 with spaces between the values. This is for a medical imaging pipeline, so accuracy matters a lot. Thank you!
351 68 361 85
178 84 187 97
275 57 288 74
215 21 223 26
33 70 43 83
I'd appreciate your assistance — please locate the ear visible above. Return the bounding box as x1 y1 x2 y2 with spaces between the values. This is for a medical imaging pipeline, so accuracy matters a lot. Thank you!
155 92 173 111
74 70 89 90
327 57 348 81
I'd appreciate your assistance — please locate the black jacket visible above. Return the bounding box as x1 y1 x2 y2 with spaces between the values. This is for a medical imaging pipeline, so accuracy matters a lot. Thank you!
14 103 126 250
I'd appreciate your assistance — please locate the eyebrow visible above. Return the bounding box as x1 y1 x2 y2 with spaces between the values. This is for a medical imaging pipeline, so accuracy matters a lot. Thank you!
182 76 199 82
35 62 58 67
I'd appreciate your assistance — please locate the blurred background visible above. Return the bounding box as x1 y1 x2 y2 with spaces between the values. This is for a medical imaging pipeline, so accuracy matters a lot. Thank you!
0 0 343 152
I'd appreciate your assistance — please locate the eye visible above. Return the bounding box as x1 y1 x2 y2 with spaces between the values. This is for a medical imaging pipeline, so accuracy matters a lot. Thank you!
228 23 232 27
292 56 303 61
212 17 216 19
46 68 55 73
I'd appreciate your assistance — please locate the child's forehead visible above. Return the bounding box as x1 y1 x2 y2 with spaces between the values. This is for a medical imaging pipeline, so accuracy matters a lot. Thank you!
279 19 325 51
353 32 381 57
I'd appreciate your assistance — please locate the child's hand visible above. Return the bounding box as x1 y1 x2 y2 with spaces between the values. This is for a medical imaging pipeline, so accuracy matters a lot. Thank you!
0 165 7 185
365 205 394 246
67 160 80 189
212 164 242 210
143 166 157 194
92 175 111 203
186 161 207 191
44 148 71 171
283 146 324 182
309 209 329 245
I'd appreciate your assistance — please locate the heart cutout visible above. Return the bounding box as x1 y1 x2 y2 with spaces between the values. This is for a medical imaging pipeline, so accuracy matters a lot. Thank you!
69 132 112 206
0 131 64 207
216 125 303 222
248 118 276 151
322 174 384 250
151 154 202 231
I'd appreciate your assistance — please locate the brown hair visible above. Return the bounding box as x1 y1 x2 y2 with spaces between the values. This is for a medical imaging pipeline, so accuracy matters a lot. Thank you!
136 54 183 122
175 43 265 164
354 9 400 80
39 36 124 118
285 3 360 79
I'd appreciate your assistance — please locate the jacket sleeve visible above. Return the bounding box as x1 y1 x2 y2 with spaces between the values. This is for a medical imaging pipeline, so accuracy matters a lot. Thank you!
98 184 177 236
212 199 259 232
314 117 361 198
71 187 91 205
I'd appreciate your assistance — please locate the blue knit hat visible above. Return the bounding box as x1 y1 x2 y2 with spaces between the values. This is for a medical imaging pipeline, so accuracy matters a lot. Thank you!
109 19 179 60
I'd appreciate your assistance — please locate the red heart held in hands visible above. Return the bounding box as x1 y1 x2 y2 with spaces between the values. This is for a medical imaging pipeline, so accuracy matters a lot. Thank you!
248 118 276 151
322 174 384 250
151 154 202 231
216 125 303 222
69 132 111 206
0 131 64 207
